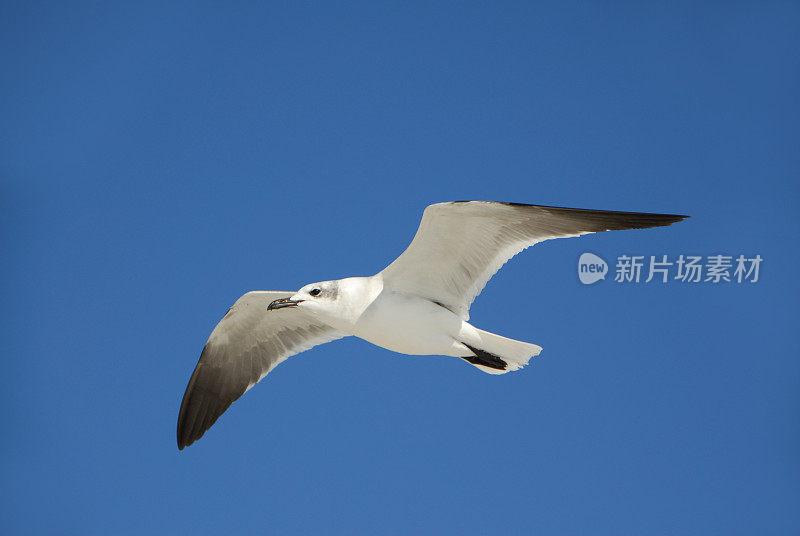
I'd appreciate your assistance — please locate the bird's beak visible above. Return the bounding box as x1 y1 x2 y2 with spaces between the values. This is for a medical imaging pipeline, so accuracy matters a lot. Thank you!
267 297 304 310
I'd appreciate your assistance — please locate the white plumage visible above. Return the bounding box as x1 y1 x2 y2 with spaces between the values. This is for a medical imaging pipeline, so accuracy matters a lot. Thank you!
178 201 686 449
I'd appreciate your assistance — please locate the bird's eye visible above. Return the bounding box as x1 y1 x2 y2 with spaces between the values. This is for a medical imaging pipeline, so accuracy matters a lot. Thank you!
309 288 321 297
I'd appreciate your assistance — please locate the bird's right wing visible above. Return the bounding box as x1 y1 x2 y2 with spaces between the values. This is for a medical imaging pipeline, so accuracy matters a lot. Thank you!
177 291 347 449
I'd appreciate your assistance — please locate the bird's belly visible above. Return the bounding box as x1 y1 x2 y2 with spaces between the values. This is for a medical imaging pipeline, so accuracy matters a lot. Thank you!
351 292 463 356
356 322 449 355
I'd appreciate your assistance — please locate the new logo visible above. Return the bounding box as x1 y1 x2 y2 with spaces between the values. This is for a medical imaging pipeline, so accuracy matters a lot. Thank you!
578 252 608 285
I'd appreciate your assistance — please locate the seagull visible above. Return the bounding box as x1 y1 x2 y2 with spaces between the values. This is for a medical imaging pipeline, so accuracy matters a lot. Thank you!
177 201 687 449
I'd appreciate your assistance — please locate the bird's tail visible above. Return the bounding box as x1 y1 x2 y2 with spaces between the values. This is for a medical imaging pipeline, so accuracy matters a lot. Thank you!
459 326 542 375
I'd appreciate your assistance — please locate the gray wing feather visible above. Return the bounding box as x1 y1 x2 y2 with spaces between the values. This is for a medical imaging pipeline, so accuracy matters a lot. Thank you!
379 201 687 319
177 291 346 449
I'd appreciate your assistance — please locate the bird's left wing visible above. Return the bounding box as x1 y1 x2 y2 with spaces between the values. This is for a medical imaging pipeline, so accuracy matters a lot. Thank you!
379 201 687 320
177 291 347 449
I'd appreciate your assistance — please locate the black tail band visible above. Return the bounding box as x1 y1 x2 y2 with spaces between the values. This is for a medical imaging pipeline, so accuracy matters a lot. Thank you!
461 343 507 370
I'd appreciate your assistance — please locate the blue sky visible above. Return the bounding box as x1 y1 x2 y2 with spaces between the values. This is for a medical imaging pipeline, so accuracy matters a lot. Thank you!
2 2 798 534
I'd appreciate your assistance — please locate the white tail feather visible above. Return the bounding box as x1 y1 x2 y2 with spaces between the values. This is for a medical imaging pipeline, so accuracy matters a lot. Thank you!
461 326 542 374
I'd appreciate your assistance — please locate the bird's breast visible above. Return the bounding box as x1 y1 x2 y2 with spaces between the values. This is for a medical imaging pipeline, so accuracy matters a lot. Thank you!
350 291 462 355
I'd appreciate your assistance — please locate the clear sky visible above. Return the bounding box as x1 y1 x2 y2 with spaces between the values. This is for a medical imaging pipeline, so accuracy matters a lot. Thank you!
2 2 798 534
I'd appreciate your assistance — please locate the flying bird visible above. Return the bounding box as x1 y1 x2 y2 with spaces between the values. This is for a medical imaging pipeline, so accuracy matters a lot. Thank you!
177 201 687 449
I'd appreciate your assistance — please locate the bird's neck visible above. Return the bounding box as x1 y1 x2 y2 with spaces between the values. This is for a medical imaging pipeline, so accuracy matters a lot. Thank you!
316 276 382 332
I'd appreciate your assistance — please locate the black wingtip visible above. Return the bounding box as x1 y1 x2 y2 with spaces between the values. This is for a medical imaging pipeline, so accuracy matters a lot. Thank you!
176 354 205 451
177 356 235 451
450 201 689 231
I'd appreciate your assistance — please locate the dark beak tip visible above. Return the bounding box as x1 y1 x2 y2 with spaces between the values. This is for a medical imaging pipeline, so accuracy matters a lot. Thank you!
267 297 300 311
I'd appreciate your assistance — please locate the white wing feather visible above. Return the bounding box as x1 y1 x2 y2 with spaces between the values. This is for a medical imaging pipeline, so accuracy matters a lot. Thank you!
177 291 346 449
379 201 686 320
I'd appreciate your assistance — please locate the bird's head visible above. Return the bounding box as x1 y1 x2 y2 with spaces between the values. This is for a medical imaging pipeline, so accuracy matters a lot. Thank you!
267 280 340 316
